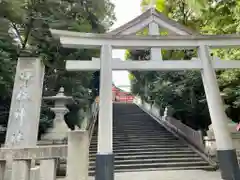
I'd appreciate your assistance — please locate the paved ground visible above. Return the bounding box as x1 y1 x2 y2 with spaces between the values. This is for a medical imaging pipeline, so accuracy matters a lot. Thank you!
106 170 222 180
59 170 222 180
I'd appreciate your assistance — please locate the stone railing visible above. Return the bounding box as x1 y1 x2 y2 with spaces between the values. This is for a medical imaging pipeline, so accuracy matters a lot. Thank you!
87 101 99 140
134 97 205 153
166 117 205 152
205 125 240 160
0 130 89 180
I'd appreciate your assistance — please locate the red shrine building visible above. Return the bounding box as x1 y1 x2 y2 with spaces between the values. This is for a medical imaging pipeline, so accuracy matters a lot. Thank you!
112 84 134 103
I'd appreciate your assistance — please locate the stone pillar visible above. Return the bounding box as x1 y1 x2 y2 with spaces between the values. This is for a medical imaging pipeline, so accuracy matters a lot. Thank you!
198 45 240 180
40 159 56 180
149 22 162 61
5 57 44 147
66 131 89 180
11 161 31 180
4 57 44 180
95 45 114 180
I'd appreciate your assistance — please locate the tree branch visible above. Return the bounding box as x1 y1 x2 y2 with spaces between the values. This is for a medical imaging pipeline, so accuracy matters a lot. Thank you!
10 23 24 47
22 17 34 50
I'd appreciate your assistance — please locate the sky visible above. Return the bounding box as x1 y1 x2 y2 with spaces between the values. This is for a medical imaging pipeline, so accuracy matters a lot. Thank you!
110 0 142 92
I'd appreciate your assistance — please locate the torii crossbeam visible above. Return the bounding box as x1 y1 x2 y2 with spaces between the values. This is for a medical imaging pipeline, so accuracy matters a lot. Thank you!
65 58 240 71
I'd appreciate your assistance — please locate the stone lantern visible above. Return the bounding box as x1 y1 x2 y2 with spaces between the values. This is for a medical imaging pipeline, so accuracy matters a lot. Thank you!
41 87 73 143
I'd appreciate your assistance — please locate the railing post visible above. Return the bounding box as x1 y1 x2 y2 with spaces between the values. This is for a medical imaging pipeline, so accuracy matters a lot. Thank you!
66 130 89 180
0 162 5 180
11 160 30 180
39 159 57 180
30 166 40 180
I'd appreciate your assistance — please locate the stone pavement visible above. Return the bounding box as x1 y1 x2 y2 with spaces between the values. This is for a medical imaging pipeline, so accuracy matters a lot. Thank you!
59 170 222 180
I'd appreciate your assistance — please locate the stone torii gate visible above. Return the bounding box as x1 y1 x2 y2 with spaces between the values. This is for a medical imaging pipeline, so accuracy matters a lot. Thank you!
51 8 240 180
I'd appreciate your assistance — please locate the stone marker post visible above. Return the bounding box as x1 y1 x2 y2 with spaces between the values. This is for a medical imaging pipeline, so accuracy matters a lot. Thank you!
4 57 45 180
66 131 89 180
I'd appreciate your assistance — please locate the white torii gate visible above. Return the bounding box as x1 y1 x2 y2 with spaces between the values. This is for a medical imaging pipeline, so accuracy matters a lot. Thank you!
51 7 240 180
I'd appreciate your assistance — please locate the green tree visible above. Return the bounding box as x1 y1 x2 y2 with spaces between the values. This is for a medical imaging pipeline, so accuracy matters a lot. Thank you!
130 0 240 130
0 0 115 141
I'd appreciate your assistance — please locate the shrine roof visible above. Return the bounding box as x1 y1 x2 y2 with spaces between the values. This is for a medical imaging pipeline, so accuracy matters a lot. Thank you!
108 8 196 35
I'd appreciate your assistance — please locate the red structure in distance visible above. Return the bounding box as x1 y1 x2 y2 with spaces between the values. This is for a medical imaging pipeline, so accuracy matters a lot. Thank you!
112 84 134 103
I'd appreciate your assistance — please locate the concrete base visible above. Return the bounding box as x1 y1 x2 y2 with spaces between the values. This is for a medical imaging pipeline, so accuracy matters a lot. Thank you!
95 153 114 180
217 149 240 180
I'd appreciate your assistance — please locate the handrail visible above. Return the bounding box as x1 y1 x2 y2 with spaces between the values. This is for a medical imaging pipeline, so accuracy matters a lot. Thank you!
86 101 99 142
134 97 205 151
165 116 205 152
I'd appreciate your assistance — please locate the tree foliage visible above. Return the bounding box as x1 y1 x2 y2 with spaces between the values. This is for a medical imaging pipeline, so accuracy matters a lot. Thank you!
0 0 115 141
129 0 240 130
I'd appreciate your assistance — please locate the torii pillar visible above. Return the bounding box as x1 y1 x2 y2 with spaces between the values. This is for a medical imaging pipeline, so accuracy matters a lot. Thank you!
199 45 240 180
95 45 114 180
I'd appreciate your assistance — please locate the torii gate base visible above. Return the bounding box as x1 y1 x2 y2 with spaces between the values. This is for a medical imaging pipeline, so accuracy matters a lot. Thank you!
218 150 239 180
95 154 114 180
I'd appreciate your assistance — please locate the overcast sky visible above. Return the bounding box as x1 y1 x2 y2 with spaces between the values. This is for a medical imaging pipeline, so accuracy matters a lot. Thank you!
110 0 141 91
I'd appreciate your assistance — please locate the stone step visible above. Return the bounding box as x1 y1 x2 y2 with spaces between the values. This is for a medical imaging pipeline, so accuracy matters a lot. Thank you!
94 130 171 133
113 121 160 124
91 136 178 140
110 135 174 138
89 153 200 161
93 132 173 136
112 130 168 133
114 113 147 116
57 163 215 177
113 120 159 123
90 141 184 146
112 129 169 132
112 130 171 133
89 144 188 150
86 103 213 175
112 123 164 126
90 138 180 144
89 157 204 165
91 137 177 142
89 150 196 156
113 124 161 126
89 161 211 171
88 165 216 176
89 147 192 154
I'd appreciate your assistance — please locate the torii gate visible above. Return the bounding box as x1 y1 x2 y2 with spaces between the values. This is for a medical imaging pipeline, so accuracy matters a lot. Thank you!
51 8 240 180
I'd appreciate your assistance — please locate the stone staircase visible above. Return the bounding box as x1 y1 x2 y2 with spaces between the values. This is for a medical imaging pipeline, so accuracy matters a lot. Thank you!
89 103 216 176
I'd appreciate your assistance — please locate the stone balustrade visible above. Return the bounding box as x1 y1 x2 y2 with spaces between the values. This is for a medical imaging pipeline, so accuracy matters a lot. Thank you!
0 130 89 180
134 96 240 162
205 123 240 160
134 97 206 153
166 117 205 152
